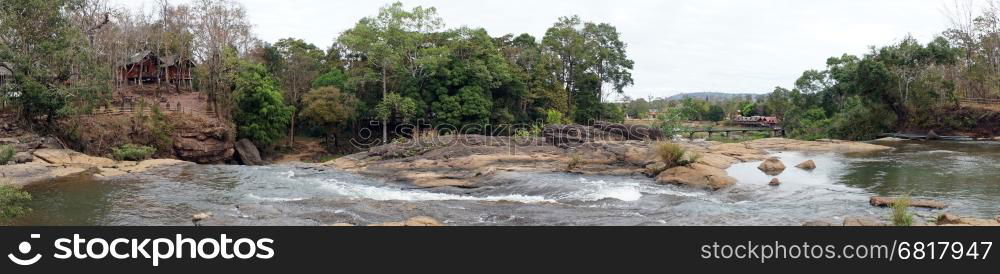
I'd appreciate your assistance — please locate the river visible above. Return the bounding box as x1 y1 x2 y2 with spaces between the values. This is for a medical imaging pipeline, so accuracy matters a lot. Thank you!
12 140 1000 226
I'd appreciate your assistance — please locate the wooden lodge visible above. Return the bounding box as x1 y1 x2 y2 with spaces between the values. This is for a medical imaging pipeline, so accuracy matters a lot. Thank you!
0 62 12 87
119 51 194 88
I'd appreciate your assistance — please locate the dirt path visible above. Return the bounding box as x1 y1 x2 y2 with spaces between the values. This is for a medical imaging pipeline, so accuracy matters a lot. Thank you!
273 137 328 163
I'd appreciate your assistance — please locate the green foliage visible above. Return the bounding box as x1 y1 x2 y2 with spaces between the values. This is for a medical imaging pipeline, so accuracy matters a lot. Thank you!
111 144 156 161
232 62 294 146
0 144 13 165
891 195 914 227
0 183 32 221
655 108 686 137
788 107 831 141
432 86 492 129
376 93 419 123
602 103 626 123
827 96 896 141
706 105 726 122
300 86 359 129
545 109 567 125
1 0 110 125
312 68 348 90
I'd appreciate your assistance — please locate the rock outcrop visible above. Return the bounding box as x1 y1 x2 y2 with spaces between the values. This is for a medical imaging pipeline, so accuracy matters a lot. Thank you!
172 116 235 164
769 178 781 186
757 157 786 175
870 196 947 209
655 163 737 190
234 139 264 165
0 149 190 186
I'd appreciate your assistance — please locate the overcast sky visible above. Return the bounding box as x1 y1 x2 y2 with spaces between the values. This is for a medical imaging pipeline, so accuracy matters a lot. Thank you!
111 0 959 99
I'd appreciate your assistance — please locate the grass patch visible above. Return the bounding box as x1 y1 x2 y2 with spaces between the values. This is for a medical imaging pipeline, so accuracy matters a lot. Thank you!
111 144 156 161
891 195 914 227
653 142 699 168
0 182 32 222
566 154 583 171
0 144 13 165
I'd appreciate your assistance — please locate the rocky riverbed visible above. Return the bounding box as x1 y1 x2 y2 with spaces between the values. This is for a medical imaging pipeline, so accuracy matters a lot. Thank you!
326 135 893 192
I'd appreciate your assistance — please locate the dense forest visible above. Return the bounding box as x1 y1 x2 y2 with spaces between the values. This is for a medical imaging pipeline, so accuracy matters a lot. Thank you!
4 0 1000 154
0 0 635 150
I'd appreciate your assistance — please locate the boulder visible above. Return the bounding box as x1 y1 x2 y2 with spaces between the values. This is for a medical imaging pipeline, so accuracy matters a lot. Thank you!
12 152 33 164
769 178 781 186
869 196 947 209
655 163 737 191
171 118 236 164
927 130 941 140
192 212 212 226
936 213 962 225
234 139 264 166
757 157 786 175
795 160 817 170
643 162 668 177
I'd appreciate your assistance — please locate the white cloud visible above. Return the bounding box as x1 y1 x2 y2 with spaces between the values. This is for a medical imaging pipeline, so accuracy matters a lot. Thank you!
109 0 955 99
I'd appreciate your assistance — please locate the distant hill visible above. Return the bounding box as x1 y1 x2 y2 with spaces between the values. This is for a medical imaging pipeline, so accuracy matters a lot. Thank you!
664 92 764 102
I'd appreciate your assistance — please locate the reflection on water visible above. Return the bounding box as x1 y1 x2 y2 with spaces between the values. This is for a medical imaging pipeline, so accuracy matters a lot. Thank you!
12 140 1000 226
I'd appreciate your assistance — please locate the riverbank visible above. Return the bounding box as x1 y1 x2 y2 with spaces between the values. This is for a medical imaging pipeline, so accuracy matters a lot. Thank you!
0 149 191 187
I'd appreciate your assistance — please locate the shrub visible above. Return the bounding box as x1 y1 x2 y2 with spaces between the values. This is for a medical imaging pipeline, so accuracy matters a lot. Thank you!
654 142 694 168
0 183 32 221
566 154 583 171
0 144 13 165
111 144 156 161
891 195 914 227
545 109 566 125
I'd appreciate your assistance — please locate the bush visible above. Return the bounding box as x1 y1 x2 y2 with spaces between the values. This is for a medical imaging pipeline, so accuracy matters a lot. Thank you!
0 144 13 165
891 195 914 227
654 142 695 168
111 144 156 161
566 154 583 171
0 183 32 221
545 109 566 125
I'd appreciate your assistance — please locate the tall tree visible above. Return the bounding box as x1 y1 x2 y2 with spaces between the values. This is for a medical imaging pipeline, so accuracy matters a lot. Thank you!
338 1 443 144
271 38 324 146
192 0 255 118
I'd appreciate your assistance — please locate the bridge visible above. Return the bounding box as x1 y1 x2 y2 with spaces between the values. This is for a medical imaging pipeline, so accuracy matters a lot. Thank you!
676 127 785 139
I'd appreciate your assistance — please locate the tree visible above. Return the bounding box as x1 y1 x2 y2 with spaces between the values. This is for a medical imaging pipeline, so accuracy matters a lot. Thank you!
338 2 443 143
0 0 109 125
374 93 418 137
543 15 634 118
271 38 324 147
192 0 255 118
300 86 358 142
231 61 293 146
706 105 726 122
